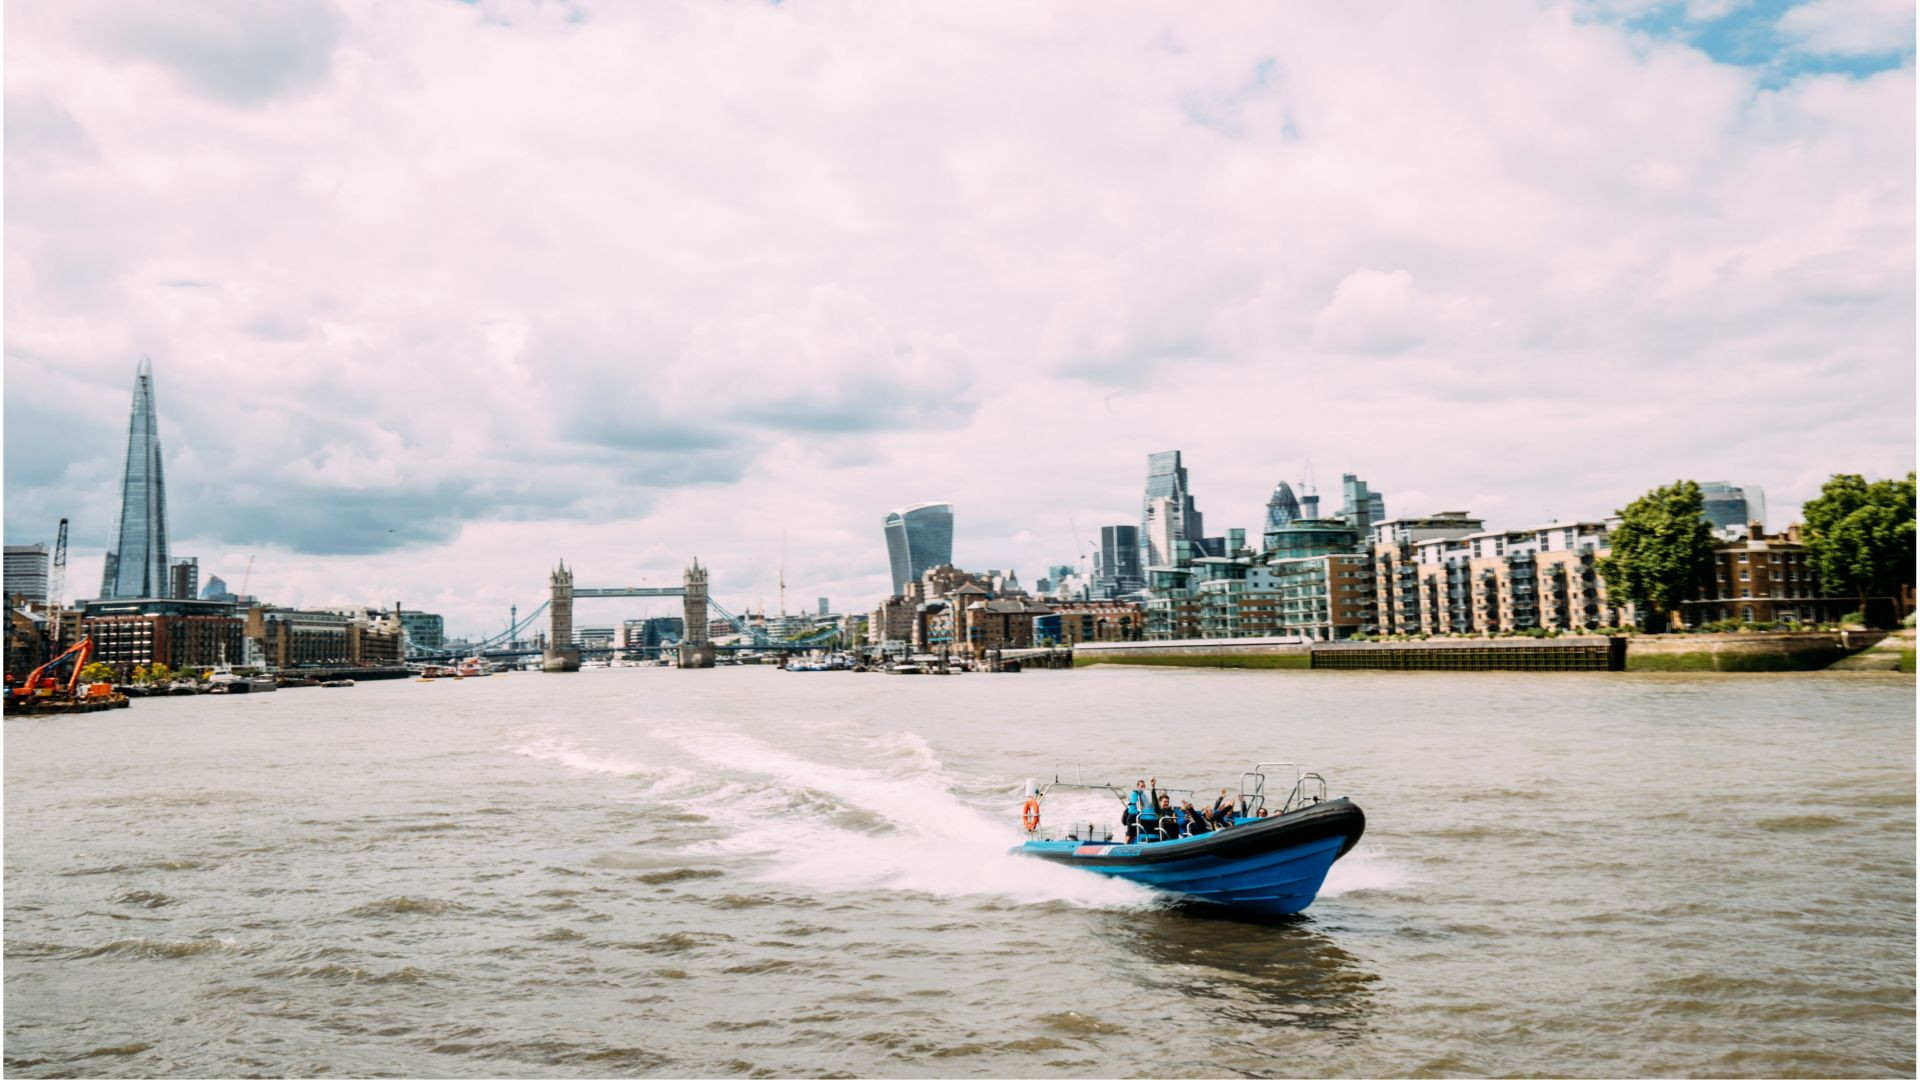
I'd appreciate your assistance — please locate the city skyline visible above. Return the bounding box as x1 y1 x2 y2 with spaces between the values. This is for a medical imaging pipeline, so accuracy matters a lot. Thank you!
4 2 1913 635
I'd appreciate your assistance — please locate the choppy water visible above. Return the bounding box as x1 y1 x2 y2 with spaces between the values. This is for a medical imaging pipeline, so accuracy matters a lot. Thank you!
5 667 1913 1077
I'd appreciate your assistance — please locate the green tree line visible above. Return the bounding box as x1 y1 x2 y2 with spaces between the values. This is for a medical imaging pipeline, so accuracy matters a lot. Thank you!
1600 473 1914 631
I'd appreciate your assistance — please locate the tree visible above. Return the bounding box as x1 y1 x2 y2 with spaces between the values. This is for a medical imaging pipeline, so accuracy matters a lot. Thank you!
1598 480 1718 632
78 662 116 685
1802 472 1916 625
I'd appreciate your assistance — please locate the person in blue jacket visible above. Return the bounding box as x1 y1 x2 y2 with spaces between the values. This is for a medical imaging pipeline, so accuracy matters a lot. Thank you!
1122 779 1148 841
1136 777 1164 841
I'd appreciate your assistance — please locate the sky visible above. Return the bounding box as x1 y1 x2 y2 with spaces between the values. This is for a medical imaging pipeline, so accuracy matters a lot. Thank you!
4 0 1914 639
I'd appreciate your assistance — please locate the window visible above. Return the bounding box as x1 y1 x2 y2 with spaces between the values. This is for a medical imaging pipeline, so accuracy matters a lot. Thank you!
1739 569 1749 581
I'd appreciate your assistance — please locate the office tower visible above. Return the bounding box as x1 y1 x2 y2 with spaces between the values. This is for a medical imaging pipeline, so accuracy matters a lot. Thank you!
818 597 829 617
169 556 199 601
201 575 230 600
99 360 171 599
4 544 50 604
1368 492 1386 525
1699 482 1766 536
1141 451 1204 568
1266 482 1302 531
398 610 445 651
1099 525 1143 590
1339 474 1377 534
883 502 954 594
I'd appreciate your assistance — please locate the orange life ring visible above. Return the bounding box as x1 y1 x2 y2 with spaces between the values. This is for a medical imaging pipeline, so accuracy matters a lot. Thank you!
1022 797 1041 832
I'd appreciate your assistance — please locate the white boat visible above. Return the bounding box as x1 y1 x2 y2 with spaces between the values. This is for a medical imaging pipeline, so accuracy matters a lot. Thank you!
209 668 276 694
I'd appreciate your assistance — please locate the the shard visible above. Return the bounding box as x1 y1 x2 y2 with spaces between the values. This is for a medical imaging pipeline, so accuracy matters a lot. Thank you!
99 359 170 599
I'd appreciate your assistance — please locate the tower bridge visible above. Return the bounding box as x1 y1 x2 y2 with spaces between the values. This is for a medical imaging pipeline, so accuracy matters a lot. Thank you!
538 558 834 672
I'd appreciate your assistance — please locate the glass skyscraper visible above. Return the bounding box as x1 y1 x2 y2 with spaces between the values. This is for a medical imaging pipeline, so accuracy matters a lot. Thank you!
1099 524 1143 591
1265 481 1302 531
884 502 954 594
1339 473 1382 534
1699 482 1766 536
1141 451 1203 569
99 360 171 599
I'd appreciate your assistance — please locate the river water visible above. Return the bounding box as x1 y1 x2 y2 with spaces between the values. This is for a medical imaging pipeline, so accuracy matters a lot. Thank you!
5 666 1913 1077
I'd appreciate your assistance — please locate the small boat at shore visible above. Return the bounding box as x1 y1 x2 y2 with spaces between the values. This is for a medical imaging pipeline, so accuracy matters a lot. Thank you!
1011 763 1365 916
209 670 276 694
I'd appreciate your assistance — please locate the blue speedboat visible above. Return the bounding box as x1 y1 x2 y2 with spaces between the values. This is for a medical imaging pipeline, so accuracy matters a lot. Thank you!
1011 763 1365 916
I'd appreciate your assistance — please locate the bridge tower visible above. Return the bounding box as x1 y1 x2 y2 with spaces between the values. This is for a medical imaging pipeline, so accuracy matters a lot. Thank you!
543 560 581 672
678 558 716 670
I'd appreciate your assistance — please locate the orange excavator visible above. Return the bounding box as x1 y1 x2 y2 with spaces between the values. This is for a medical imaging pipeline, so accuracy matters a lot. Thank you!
8 635 98 701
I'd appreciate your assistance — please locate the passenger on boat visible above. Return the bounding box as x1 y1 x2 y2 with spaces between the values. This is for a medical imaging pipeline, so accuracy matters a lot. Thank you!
1122 780 1147 841
1136 778 1162 840
1208 790 1239 829
1153 793 1180 840
1180 798 1212 836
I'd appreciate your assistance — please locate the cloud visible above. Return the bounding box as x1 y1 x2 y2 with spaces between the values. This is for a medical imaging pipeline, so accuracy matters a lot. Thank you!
79 0 345 105
2 1 1910 631
1776 0 1916 55
1311 269 1431 355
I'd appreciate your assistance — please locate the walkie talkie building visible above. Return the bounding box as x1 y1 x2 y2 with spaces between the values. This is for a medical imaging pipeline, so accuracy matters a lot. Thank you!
99 359 171 599
883 502 954 595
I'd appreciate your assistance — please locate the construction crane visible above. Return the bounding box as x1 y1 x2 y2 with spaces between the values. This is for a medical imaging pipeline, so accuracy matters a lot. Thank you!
240 555 255 599
49 518 68 609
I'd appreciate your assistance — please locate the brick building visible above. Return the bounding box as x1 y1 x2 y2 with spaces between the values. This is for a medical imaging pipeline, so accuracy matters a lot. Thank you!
957 597 1053 655
82 598 246 675
250 606 407 669
1040 601 1144 645
1683 523 1852 625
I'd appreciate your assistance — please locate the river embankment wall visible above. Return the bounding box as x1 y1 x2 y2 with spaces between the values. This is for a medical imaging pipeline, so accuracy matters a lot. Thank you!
1075 632 1897 673
1071 637 1313 669
1626 631 1889 672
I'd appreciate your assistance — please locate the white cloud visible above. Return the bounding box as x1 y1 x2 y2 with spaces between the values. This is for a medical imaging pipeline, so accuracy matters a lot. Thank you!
1777 0 1917 55
3 1 1911 633
1311 269 1430 355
